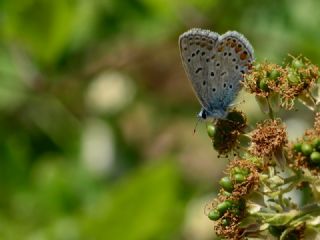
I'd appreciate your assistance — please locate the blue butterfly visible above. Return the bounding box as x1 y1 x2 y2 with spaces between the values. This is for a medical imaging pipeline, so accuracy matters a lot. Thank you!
179 28 254 120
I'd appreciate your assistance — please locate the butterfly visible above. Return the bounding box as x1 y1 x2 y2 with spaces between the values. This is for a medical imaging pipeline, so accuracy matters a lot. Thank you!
179 28 254 120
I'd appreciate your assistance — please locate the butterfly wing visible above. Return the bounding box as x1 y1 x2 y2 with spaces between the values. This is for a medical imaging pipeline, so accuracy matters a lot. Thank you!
208 31 254 112
179 28 219 112
179 29 254 118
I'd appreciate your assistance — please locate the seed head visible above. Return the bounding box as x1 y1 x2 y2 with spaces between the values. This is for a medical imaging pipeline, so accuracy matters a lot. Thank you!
249 119 288 158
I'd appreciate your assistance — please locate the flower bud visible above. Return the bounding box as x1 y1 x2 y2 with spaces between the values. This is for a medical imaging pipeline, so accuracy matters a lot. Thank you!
259 79 269 91
207 124 216 138
288 71 300 85
221 218 230 226
292 59 304 69
208 209 221 221
216 200 233 214
234 173 246 183
269 70 280 81
310 151 320 164
313 138 320 151
293 143 302 152
301 143 313 156
219 176 234 192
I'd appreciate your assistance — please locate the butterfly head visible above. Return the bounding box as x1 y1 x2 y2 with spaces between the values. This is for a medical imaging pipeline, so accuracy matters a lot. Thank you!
198 108 227 121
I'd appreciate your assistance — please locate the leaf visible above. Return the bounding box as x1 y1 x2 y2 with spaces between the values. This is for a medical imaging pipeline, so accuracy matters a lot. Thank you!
81 161 185 240
265 210 299 226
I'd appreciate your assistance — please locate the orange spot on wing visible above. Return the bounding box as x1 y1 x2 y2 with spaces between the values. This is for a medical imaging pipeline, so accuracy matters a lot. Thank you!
235 46 241 53
240 51 247 60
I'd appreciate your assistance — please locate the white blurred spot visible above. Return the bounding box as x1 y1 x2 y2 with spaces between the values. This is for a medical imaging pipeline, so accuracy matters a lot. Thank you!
81 119 114 176
285 118 309 141
86 71 136 114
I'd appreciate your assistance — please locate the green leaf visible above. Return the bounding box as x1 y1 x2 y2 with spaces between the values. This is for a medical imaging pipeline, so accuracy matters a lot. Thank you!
81 161 185 240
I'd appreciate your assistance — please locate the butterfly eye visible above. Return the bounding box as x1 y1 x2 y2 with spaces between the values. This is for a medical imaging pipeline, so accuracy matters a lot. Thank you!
210 72 215 76
201 111 207 119
223 83 227 88
212 88 216 92
202 81 206 85
229 84 233 89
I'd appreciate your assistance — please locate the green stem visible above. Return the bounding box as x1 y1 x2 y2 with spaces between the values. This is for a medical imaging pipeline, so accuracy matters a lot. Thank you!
266 96 274 120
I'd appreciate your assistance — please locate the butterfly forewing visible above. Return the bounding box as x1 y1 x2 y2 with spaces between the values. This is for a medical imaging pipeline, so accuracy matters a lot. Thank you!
179 29 219 111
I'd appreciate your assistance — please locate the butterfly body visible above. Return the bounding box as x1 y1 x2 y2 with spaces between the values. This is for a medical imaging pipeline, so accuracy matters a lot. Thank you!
179 28 254 120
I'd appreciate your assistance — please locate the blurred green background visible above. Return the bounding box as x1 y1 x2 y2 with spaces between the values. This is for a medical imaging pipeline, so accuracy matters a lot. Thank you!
1 0 320 239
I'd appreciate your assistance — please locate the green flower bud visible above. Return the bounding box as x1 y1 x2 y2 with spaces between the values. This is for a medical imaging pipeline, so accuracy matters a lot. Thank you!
292 59 304 69
208 209 221 221
310 151 320 164
219 176 234 192
301 143 313 156
207 124 216 138
288 71 300 85
234 173 246 183
221 218 230 226
259 79 269 91
269 70 280 81
313 138 320 151
293 143 302 152
232 167 249 176
216 200 233 214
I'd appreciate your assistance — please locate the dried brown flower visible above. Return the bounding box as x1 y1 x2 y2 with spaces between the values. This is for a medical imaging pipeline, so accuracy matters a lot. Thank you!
212 109 247 155
214 211 244 240
226 158 260 199
280 58 318 109
249 119 287 158
243 57 319 110
243 62 284 98
288 113 320 173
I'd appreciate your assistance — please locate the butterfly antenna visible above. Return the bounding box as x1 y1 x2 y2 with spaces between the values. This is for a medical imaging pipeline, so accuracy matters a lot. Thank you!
193 118 201 135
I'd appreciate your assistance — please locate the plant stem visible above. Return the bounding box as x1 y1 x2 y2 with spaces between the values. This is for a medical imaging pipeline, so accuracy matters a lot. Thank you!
266 96 274 120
